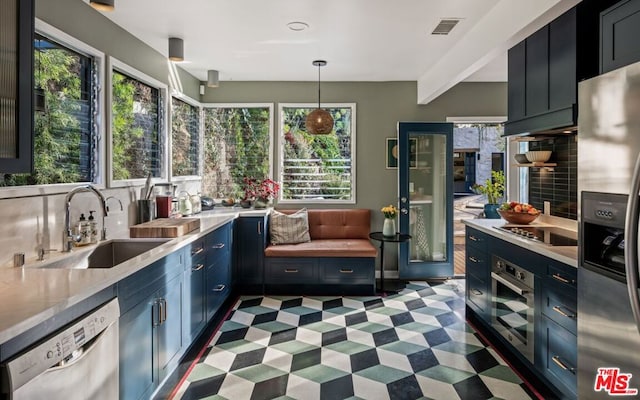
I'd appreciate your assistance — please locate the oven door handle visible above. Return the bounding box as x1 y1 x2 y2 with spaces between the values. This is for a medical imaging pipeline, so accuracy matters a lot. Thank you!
491 272 530 295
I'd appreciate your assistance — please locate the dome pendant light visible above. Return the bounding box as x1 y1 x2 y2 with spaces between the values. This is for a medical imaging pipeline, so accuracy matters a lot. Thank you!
305 60 333 135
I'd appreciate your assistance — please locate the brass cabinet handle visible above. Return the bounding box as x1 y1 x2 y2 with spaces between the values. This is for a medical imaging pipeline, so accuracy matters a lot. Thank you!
468 256 480 263
212 284 226 292
340 269 354 274
471 289 483 295
552 273 574 284
552 355 576 373
191 247 204 256
192 263 204 271
284 268 298 273
211 243 225 249
552 305 577 319
469 235 479 242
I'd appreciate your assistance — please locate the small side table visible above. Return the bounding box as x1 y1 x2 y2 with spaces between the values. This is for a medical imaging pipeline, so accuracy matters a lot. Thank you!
369 232 412 293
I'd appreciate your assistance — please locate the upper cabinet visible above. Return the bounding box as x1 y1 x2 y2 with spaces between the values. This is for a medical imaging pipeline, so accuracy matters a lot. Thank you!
505 0 619 137
0 0 33 173
601 0 640 74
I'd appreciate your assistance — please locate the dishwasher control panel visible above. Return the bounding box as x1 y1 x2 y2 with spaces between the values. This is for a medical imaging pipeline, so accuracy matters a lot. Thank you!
2 298 120 392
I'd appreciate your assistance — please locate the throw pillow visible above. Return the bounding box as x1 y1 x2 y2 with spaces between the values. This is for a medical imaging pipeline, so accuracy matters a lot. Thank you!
270 208 311 245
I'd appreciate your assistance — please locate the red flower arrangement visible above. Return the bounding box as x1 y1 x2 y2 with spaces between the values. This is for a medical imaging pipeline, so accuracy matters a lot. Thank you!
242 177 280 201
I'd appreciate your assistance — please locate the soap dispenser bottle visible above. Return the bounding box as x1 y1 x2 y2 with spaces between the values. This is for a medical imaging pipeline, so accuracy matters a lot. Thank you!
77 213 90 246
88 211 97 244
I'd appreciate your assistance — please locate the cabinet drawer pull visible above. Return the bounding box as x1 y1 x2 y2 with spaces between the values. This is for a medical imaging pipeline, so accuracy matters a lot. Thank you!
468 256 480 263
211 243 225 249
192 263 204 271
153 301 162 327
468 235 480 242
552 305 576 319
257 222 261 235
162 299 167 323
284 268 298 273
212 284 226 292
191 247 204 256
471 289 483 295
552 273 574 284
552 355 576 373
340 269 354 274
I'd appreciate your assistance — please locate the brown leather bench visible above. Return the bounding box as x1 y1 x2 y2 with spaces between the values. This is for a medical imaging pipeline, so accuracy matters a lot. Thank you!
264 209 377 295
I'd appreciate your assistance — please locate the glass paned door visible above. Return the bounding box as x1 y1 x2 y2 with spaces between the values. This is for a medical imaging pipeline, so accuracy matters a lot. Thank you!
398 122 453 279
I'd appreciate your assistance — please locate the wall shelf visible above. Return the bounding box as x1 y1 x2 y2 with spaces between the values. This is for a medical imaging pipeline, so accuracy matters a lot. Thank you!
513 162 557 171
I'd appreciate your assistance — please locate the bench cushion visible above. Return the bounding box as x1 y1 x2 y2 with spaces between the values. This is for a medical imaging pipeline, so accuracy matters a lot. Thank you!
264 239 377 258
277 209 371 240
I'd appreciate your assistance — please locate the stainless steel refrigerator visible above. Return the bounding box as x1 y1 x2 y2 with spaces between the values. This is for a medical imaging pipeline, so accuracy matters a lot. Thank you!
578 60 640 398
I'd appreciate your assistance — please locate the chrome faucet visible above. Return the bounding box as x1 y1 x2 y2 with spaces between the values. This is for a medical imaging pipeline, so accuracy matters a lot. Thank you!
63 184 108 252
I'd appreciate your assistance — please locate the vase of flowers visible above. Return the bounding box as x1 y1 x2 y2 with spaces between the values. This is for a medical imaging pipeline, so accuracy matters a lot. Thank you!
381 204 398 237
471 170 505 219
242 177 280 209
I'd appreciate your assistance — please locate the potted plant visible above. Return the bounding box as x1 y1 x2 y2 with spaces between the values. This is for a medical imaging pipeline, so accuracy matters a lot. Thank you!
242 177 280 209
471 170 505 219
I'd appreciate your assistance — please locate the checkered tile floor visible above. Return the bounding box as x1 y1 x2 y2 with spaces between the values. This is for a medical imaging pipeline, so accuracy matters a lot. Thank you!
171 281 536 400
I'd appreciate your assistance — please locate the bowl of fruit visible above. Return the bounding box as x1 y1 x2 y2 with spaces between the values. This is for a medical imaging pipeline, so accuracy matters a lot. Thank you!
498 202 541 224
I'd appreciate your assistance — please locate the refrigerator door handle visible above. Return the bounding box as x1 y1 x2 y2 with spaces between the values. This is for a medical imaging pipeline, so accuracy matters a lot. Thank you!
625 153 640 334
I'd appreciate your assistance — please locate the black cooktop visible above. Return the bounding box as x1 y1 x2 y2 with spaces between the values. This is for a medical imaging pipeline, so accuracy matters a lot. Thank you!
496 225 578 246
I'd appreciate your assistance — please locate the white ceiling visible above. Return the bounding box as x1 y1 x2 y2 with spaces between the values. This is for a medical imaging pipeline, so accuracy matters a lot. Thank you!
87 0 581 103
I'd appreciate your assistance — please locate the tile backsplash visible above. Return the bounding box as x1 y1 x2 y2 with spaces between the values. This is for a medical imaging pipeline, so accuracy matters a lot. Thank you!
528 135 578 220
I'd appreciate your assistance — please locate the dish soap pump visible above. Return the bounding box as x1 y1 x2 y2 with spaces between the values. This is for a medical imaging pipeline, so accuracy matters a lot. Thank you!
88 210 97 244
77 213 90 246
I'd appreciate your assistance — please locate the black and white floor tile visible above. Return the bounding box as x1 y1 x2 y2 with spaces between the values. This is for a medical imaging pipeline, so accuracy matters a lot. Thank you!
170 281 537 400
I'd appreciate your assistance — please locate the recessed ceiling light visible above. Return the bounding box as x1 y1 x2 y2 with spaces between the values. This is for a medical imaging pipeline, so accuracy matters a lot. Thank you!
287 21 309 32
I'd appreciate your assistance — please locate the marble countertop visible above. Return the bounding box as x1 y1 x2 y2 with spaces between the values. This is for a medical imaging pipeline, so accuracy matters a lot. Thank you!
463 219 578 268
0 209 269 346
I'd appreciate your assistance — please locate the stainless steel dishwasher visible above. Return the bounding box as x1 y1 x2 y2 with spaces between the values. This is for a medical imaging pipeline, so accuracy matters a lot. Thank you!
1 298 120 400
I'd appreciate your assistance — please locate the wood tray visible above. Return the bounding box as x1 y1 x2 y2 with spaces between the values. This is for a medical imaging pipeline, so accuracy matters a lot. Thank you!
129 218 200 238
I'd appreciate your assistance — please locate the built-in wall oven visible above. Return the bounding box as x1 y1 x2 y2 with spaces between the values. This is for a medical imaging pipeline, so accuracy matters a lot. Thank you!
491 256 535 362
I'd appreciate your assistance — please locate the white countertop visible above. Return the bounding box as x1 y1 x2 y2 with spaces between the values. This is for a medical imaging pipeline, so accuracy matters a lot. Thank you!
463 218 578 268
0 209 269 345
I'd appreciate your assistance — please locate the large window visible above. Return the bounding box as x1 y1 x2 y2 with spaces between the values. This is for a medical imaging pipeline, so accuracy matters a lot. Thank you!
171 97 200 178
1 30 99 187
201 104 272 199
109 58 165 184
279 104 356 203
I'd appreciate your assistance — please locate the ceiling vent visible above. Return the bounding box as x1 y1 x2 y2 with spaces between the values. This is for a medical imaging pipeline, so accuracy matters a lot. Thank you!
431 19 461 35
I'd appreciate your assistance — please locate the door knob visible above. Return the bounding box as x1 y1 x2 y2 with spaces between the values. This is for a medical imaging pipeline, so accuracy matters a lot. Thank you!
401 208 408 214
400 197 407 203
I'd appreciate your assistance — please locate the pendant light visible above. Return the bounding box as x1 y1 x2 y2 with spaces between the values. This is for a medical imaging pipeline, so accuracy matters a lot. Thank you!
207 70 219 87
305 60 333 135
89 0 115 11
168 38 184 62
34 38 46 113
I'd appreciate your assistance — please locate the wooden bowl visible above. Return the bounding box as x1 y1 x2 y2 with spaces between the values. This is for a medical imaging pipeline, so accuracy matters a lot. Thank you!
498 209 540 224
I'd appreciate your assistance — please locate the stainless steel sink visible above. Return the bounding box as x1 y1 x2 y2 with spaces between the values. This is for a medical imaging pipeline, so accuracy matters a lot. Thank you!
37 239 170 269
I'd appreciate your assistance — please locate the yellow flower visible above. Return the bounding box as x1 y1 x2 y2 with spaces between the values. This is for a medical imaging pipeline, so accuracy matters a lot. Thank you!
381 204 398 218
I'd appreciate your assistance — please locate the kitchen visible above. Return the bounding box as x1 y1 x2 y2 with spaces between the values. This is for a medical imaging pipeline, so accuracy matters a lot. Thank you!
2 0 640 399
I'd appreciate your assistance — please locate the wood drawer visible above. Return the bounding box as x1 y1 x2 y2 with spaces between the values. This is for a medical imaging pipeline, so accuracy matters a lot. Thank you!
265 259 315 284
540 317 577 397
319 258 374 283
541 282 577 335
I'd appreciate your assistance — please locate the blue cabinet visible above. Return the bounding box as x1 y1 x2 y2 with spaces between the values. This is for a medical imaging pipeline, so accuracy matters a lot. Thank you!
465 227 491 322
118 250 186 400
235 215 268 292
183 237 207 341
601 0 640 73
206 222 233 319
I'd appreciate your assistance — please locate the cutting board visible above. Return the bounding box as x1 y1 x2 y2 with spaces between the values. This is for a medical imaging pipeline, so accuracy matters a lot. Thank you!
130 218 201 238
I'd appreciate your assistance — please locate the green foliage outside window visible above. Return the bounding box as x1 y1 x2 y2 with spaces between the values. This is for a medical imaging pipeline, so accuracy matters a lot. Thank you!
171 98 199 176
202 107 271 198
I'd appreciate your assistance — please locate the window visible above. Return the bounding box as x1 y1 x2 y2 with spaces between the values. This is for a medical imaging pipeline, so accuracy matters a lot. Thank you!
109 58 166 184
279 104 356 203
1 27 100 188
171 96 200 178
201 104 273 199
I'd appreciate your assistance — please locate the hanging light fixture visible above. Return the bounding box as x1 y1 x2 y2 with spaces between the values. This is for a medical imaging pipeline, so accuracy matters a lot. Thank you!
305 60 333 135
207 70 219 87
34 38 46 113
168 37 184 62
89 0 115 11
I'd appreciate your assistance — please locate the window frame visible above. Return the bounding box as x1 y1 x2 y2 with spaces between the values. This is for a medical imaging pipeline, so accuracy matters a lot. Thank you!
107 56 168 188
0 19 105 199
169 93 202 182
200 102 275 191
277 102 357 205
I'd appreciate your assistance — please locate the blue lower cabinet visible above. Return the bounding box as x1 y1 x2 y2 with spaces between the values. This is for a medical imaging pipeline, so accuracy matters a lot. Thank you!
184 253 206 341
118 255 185 400
538 316 577 398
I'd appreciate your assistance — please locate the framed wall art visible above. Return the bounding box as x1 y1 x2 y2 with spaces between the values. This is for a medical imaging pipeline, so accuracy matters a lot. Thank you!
386 138 417 169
